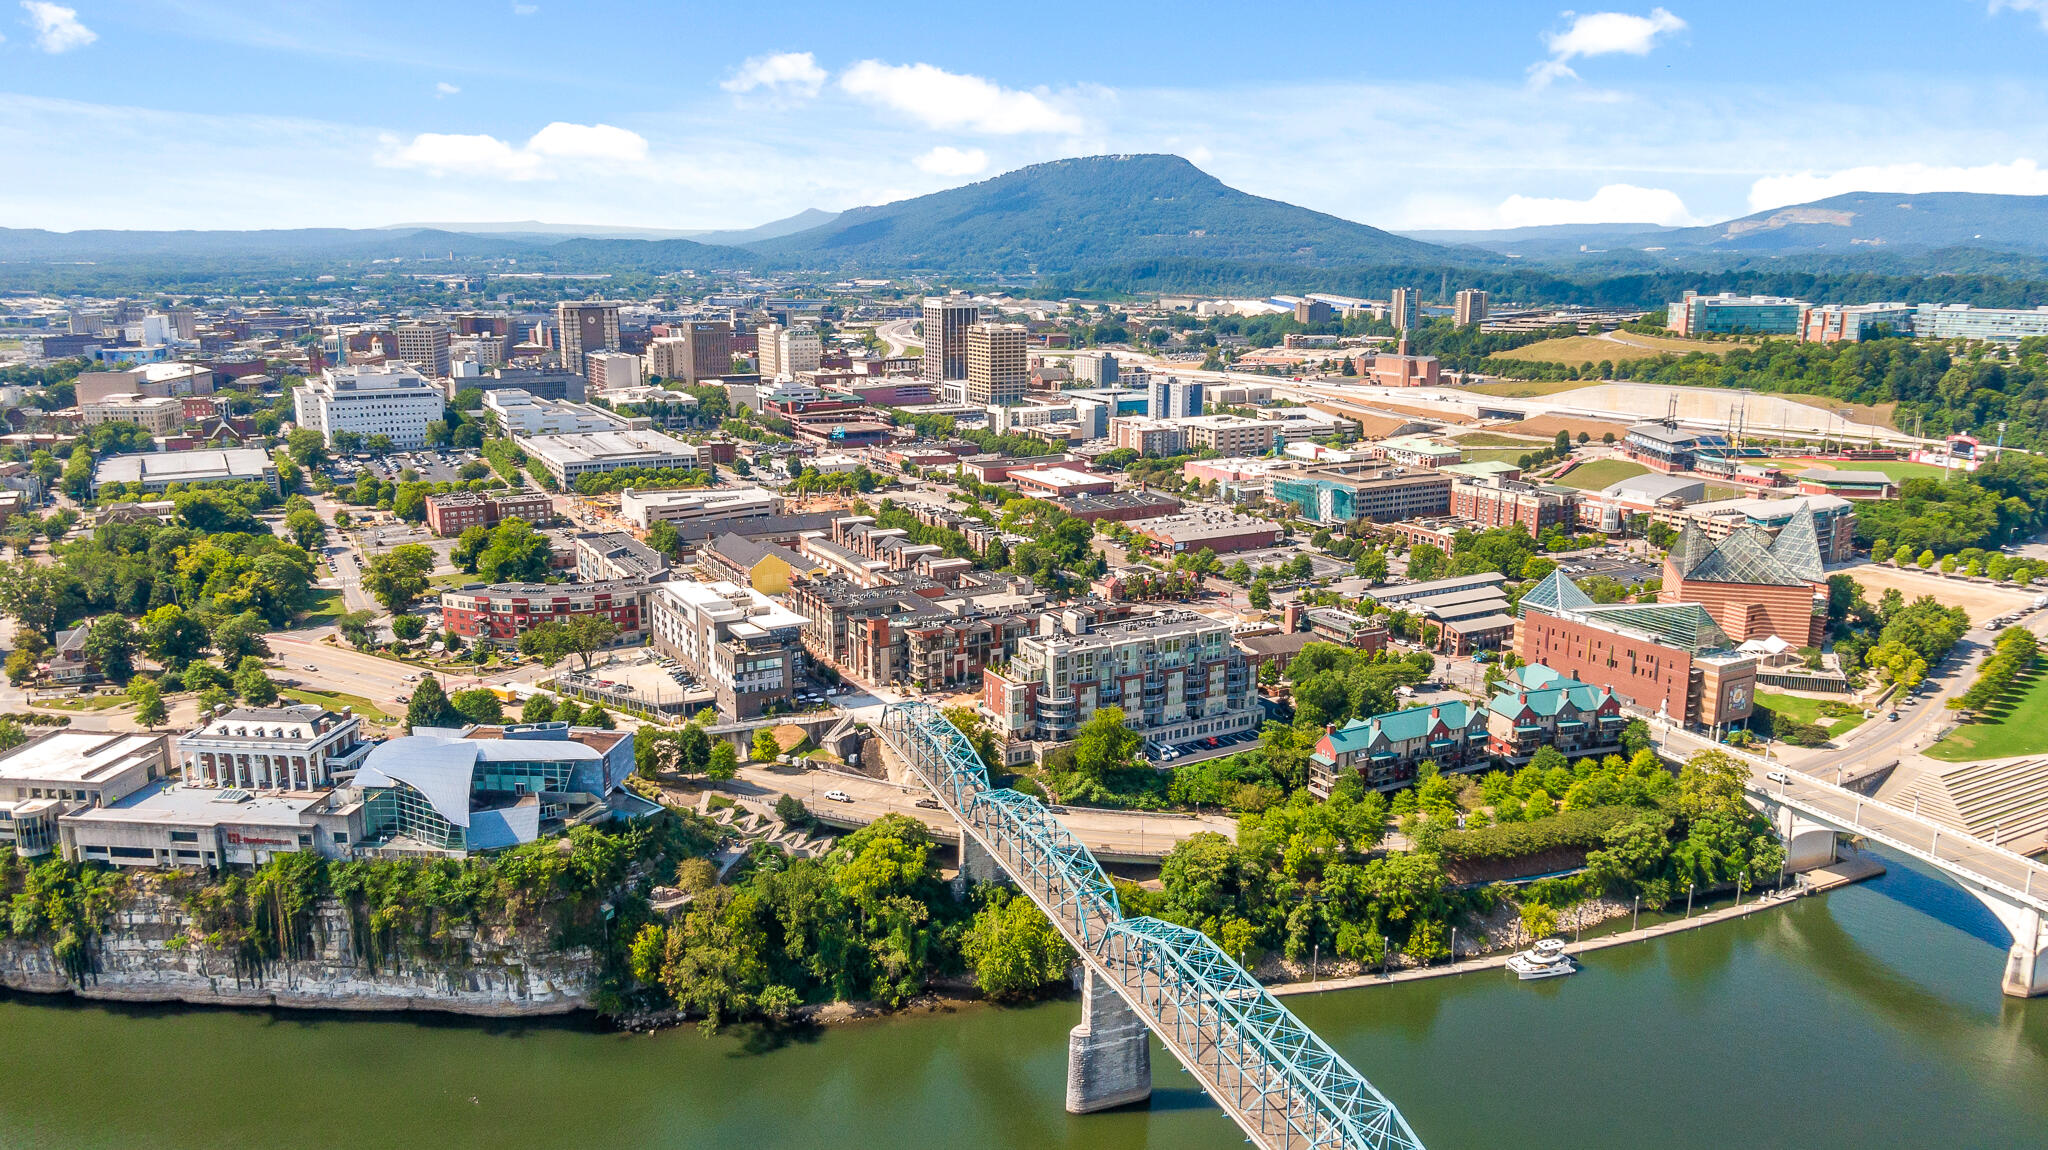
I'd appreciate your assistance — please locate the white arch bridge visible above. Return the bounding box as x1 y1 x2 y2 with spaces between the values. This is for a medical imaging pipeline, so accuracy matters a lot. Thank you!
877 701 1425 1150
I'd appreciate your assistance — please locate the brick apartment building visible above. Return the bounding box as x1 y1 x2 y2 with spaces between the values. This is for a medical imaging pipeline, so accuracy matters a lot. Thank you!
423 490 557 537
1451 477 1578 534
439 578 652 647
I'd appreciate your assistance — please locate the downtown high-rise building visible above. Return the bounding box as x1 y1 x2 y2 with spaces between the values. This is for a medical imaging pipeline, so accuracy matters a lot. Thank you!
921 295 978 383
965 322 1028 406
757 322 823 381
1148 375 1205 420
1390 288 1420 334
393 322 452 378
1454 289 1489 327
557 301 621 376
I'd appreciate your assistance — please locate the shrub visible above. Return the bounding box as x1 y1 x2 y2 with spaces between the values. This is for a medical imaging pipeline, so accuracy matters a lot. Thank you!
1437 805 1642 862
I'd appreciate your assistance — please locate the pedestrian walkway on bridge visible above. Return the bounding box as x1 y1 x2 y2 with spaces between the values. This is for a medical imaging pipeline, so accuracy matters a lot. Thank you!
878 700 1425 1150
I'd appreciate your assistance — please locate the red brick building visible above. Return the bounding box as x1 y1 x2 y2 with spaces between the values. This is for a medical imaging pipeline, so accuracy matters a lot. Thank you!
1659 516 1826 646
439 578 653 648
424 490 557 537
1450 477 1576 534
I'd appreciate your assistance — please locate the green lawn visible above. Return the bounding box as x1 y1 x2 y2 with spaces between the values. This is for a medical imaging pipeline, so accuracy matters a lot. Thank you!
1929 667 2048 761
1757 691 1870 738
1555 458 1650 491
280 686 403 722
30 693 132 712
1452 432 1544 447
1461 448 1535 466
1763 459 1954 483
290 589 348 629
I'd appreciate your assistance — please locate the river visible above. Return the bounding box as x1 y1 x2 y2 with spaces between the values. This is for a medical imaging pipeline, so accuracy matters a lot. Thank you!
5 849 2048 1150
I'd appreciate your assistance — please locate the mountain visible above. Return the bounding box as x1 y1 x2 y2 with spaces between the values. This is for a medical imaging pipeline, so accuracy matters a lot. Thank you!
749 154 1445 273
1644 192 2048 255
376 220 708 240
0 226 761 270
690 208 841 246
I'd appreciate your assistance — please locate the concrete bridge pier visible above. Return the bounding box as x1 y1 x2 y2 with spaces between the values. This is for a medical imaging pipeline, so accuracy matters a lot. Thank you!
1774 806 1840 874
953 827 1003 895
1066 966 1152 1113
1963 890 2048 998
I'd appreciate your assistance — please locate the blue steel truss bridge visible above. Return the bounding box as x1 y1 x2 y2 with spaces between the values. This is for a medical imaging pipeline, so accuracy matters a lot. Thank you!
876 700 1425 1150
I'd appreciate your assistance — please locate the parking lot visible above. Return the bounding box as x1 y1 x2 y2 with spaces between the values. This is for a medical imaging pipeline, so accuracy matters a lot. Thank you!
1559 554 1660 584
1148 727 1260 766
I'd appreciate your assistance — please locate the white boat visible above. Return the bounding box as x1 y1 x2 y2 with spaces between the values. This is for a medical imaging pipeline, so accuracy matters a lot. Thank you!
1506 938 1578 980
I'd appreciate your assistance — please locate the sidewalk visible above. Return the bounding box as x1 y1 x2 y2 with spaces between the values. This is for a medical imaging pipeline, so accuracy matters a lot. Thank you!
1268 852 1886 998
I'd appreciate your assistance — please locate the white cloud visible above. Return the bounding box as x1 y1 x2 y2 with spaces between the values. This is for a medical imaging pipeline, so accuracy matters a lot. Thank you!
1497 183 1697 226
510 2 536 13
1748 158 2048 211
1991 1 2048 31
839 60 1083 134
382 121 647 179
1530 8 1685 87
20 2 95 53
914 146 988 176
722 51 826 99
435 81 460 97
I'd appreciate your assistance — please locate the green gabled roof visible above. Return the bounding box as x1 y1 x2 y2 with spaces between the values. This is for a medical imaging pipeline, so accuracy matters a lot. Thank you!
1323 701 1478 756
1517 569 1596 619
1576 601 1733 652
1487 673 1614 719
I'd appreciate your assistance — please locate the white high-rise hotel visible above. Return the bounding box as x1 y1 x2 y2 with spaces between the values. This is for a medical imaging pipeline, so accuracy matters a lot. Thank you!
294 365 446 449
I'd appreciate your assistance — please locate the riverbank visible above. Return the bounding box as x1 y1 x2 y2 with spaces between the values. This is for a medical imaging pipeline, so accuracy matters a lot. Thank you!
1268 851 1888 998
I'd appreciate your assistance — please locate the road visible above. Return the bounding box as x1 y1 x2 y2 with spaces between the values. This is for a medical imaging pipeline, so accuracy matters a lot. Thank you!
876 318 920 357
733 763 1235 862
266 632 549 713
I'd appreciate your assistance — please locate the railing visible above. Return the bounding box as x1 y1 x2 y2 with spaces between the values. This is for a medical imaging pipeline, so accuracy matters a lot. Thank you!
878 700 1424 1150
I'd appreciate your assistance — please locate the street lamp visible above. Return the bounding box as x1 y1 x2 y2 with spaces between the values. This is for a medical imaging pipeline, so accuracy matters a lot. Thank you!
1686 882 1694 919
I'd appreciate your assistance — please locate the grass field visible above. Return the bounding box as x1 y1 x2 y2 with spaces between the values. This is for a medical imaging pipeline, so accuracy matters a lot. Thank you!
1703 484 1747 501
1460 447 1534 466
1555 458 1650 491
281 686 403 723
1756 691 1869 739
1764 458 1953 482
1453 431 1546 446
291 588 347 629
1488 332 1757 368
1928 667 2048 761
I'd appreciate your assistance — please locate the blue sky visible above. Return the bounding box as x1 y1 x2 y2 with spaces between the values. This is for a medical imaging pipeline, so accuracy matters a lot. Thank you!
5 0 2048 232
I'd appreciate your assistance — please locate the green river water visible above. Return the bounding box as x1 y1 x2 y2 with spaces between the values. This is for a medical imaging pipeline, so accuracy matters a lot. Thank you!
5 849 2048 1150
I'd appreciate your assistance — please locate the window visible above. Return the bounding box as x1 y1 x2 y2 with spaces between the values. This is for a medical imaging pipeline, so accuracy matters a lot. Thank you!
168 830 199 843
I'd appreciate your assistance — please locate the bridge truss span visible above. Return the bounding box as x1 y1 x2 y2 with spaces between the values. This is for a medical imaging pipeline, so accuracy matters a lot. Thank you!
877 701 1424 1150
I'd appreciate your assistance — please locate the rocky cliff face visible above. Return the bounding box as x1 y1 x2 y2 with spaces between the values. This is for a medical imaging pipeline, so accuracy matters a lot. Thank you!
0 887 599 1017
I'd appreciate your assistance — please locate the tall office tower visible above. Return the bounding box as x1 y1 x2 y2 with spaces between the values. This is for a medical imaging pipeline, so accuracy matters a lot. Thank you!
585 351 643 391
756 322 786 379
965 323 1028 406
921 295 978 383
1454 289 1489 327
556 301 621 376
673 319 734 384
1390 288 1420 334
393 322 453 378
1148 375 1204 419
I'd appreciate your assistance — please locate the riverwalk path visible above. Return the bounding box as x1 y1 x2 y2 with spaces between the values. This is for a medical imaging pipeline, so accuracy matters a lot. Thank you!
1268 851 1887 998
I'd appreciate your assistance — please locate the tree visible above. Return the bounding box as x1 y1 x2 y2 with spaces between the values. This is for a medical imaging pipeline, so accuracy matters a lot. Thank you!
477 518 551 583
451 525 490 573
450 687 505 725
391 614 426 641
774 793 808 826
83 616 139 683
963 889 1072 1000
337 609 377 650
581 705 614 730
285 508 326 552
128 677 167 730
362 544 437 614
406 674 455 730
1408 543 1448 581
286 427 326 467
752 727 781 762
708 741 738 780
679 724 712 772
210 610 272 664
366 434 395 456
647 520 681 557
521 693 556 723
1248 580 1272 610
233 656 278 706
1554 430 1571 456
140 604 210 670
1073 706 1142 782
